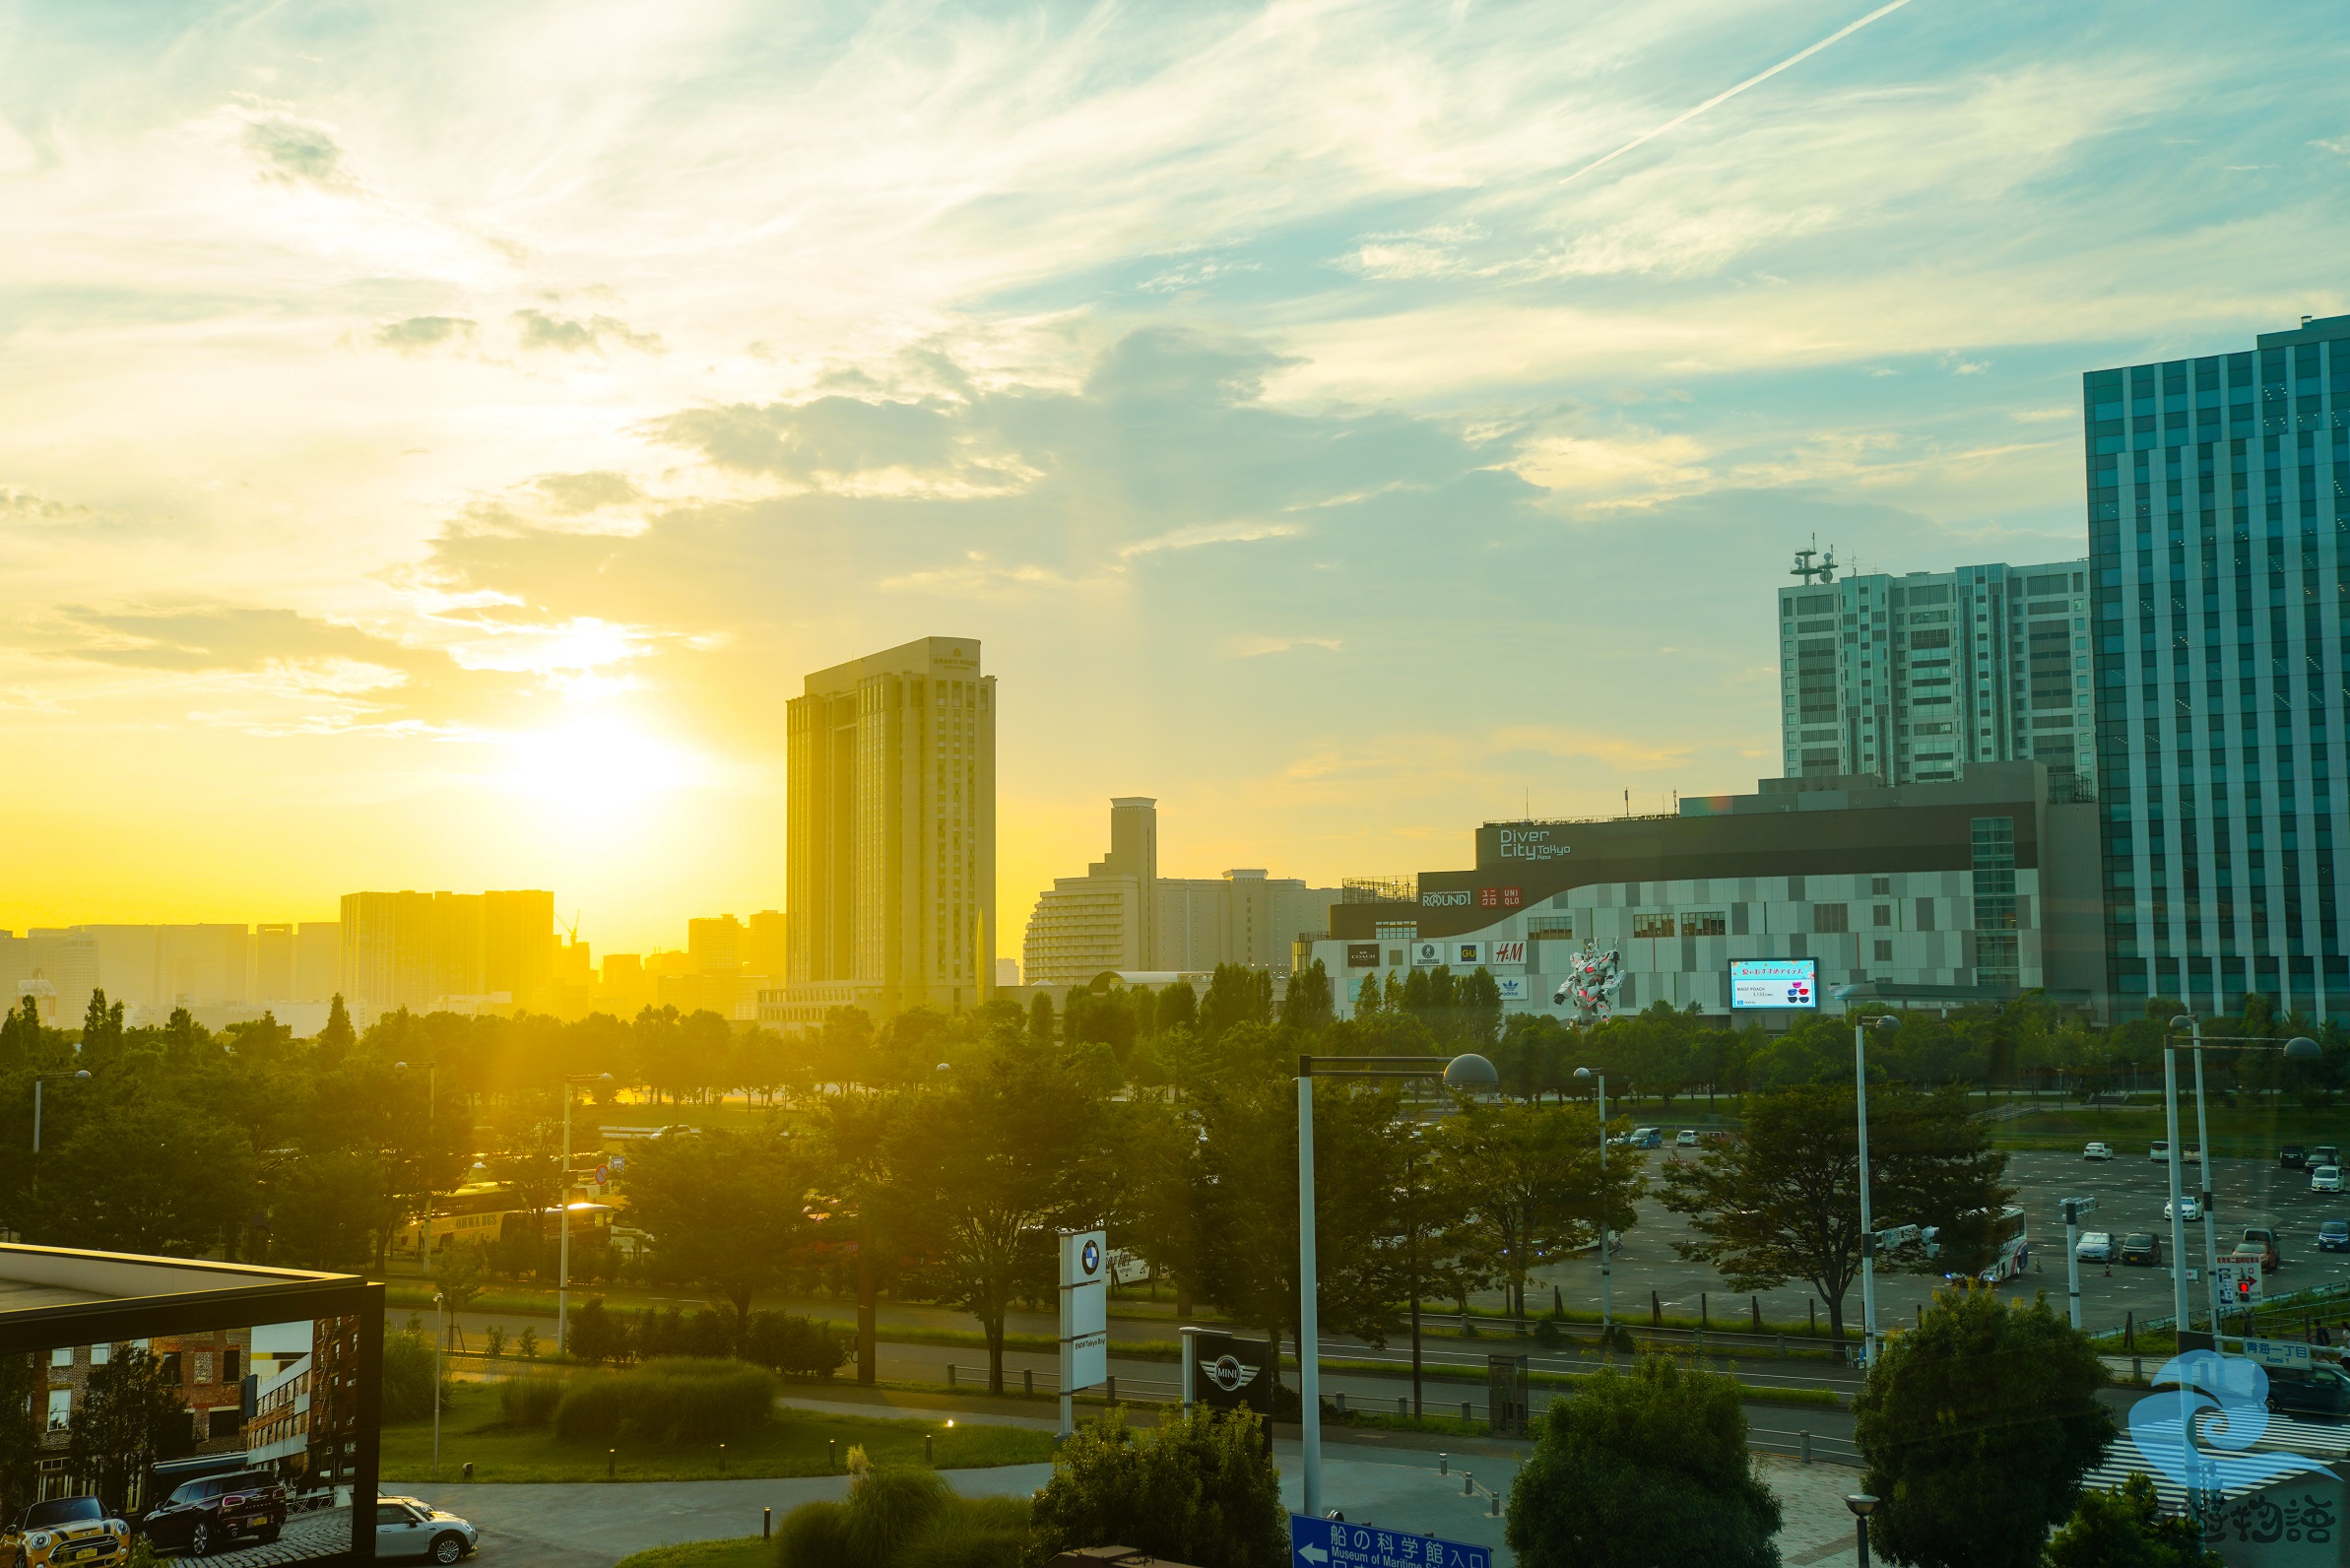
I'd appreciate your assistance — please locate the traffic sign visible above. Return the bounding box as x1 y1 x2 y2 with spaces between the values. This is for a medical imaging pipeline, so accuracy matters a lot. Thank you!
2243 1338 2313 1371
1291 1514 1490 1568
2214 1262 2265 1306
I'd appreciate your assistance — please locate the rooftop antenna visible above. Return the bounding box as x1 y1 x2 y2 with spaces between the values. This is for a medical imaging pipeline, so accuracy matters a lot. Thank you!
1817 544 1839 584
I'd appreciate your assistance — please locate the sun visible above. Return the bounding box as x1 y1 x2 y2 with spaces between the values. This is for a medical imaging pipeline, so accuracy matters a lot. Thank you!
497 714 698 820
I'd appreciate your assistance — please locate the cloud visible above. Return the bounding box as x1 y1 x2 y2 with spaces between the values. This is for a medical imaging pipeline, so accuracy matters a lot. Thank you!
534 472 644 513
512 308 664 355
0 487 90 524
1229 634 1342 657
243 112 356 190
28 605 409 674
374 316 479 354
1120 520 1303 557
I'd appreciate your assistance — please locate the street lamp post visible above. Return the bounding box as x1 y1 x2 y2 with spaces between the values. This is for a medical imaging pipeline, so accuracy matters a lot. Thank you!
1846 1493 1878 1568
1571 1068 1613 1339
2158 1018 2319 1347
29 1069 92 1210
557 1073 614 1356
396 1061 437 1262
2060 1197 2097 1332
1296 1051 1498 1521
1846 1009 1897 1366
432 1290 445 1478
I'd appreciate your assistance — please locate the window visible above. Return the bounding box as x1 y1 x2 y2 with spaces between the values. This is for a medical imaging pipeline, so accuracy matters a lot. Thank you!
1633 913 1676 939
1527 915 1575 940
45 1391 70 1430
1812 904 1850 934
1870 877 1891 895
1681 911 1728 937
49 1348 72 1369
1873 905 1893 928
90 1344 108 1366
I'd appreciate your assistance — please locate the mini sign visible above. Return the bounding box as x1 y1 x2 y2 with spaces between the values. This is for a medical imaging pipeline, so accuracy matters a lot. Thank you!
1291 1515 1490 1568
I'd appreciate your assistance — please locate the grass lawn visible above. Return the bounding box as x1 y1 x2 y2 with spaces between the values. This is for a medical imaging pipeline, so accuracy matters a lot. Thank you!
613 1541 768 1568
379 1380 1055 1483
1988 1101 2348 1156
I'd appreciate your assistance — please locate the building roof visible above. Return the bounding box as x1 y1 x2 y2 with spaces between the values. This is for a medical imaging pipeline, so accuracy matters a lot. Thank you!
0 1243 369 1352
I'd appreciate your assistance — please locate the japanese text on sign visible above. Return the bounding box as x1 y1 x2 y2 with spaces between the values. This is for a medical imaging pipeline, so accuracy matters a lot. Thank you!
1291 1514 1490 1568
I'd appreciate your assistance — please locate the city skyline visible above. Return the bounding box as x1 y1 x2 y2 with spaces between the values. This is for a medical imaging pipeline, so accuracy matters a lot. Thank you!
4 2 2345 955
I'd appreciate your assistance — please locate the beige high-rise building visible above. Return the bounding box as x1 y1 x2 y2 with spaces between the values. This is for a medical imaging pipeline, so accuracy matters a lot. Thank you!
776 636 995 1026
338 888 555 1014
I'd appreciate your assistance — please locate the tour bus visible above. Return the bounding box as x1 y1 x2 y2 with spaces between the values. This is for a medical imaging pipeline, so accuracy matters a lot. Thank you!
1977 1206 2031 1282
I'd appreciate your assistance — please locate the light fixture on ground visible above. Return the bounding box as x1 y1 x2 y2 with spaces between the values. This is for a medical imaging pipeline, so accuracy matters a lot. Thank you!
557 1072 615 1354
1846 1492 1878 1568
1295 1050 1495 1520
1571 1067 1615 1338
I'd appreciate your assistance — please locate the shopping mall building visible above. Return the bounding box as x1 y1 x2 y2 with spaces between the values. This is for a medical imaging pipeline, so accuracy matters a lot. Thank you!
1301 762 2107 1022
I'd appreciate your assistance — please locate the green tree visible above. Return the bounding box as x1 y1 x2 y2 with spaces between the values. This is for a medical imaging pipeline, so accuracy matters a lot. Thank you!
37 1095 255 1256
1200 964 1273 1033
881 1044 1112 1393
1852 1281 2115 1568
1028 992 1055 1044
623 1129 817 1344
2043 1473 2222 1568
79 989 125 1068
66 1345 194 1514
1281 960 1334 1035
1507 1356 1781 1568
316 995 357 1065
0 995 41 1072
428 1246 489 1345
267 1149 395 1270
1659 1083 2008 1350
1154 983 1197 1033
0 1354 40 1524
1029 1406 1285 1568
1440 1096 1640 1321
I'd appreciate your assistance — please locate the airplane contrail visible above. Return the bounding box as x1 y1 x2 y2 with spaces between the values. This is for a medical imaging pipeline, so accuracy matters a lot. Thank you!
1561 0 1921 186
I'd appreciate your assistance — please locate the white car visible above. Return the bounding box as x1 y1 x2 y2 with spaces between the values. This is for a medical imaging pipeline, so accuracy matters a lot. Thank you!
2150 1142 2170 1163
1675 1130 1700 1147
2074 1230 2115 1262
373 1498 478 1564
2314 1166 2344 1194
2083 1143 2114 1161
2164 1195 2203 1222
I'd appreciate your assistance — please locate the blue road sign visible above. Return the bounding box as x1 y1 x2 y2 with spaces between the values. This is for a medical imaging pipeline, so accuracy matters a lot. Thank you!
1290 1513 1491 1568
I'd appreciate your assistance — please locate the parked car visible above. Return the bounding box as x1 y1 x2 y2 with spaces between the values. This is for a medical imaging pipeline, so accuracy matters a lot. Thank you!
373 1499 478 1564
2164 1195 2203 1222
138 1470 286 1557
2282 1144 2310 1170
2266 1365 2350 1420
2083 1142 2114 1161
2184 1143 2203 1165
1674 1130 1701 1147
2314 1166 2343 1195
2238 1227 2284 1273
2319 1220 2350 1254
2120 1232 2163 1266
1 1498 129 1568
1628 1128 1664 1149
2318 1145 2343 1171
2150 1141 2171 1163
2074 1230 2115 1263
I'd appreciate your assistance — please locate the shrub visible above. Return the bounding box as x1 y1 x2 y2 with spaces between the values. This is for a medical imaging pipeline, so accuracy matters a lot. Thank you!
745 1313 849 1380
770 1462 1023 1568
1028 1406 1286 1568
839 1465 948 1567
771 1500 848 1568
1507 1355 1780 1568
379 1331 447 1423
554 1358 776 1444
497 1375 563 1429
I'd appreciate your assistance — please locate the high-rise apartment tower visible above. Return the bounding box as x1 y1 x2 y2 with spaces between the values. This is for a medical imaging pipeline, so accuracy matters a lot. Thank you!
783 636 995 1021
2087 315 2349 1021
1779 555 2094 791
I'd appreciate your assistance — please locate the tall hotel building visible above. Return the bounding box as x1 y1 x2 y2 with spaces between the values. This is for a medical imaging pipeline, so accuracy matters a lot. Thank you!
2088 315 2349 1021
1779 557 2093 792
777 636 996 1025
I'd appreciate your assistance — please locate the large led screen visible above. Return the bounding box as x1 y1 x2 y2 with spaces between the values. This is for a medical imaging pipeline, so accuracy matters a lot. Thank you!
1728 957 1818 1011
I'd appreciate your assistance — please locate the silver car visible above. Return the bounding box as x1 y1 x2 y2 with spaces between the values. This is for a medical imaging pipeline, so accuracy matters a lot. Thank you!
374 1498 478 1564
2074 1230 2115 1263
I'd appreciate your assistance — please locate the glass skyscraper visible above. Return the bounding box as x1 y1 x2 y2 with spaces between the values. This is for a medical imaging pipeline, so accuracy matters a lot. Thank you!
2087 314 2349 1022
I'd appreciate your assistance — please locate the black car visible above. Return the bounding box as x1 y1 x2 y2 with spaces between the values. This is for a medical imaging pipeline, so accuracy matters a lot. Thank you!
138 1471 285 1558
2320 1220 2350 1254
2283 1144 2310 1170
2266 1366 2350 1419
2119 1232 2163 1267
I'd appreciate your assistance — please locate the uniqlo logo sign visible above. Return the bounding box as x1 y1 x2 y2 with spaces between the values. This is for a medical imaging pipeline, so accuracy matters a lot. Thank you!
1478 887 1499 907
1501 886 1522 907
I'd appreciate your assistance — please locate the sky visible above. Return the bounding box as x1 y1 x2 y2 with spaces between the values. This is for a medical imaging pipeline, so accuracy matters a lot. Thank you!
3 0 2346 958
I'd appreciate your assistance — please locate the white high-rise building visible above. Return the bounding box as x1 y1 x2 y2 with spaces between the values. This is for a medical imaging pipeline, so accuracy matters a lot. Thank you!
1778 552 2094 795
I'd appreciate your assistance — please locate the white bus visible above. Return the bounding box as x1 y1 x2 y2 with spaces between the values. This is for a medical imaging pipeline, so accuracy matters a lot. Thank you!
1977 1206 2031 1282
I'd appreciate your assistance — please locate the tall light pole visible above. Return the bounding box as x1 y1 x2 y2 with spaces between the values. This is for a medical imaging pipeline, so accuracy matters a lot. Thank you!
432 1290 445 1478
1572 1067 1613 1338
2159 1017 2319 1346
396 1061 437 1262
2060 1197 2097 1332
1296 1050 1498 1521
29 1069 91 1210
557 1073 613 1355
1829 998 1898 1367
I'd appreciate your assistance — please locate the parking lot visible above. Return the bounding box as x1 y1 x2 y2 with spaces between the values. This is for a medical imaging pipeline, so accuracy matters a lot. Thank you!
1503 1140 2350 1340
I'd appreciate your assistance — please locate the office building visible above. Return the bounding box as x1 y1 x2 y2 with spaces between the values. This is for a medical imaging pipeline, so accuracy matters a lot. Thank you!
338 888 555 1014
1 921 344 1024
2087 315 2350 1021
1305 763 2102 1018
776 636 995 1026
1020 798 1340 985
1780 553 2094 793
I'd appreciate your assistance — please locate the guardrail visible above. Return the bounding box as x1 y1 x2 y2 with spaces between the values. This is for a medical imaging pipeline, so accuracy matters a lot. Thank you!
1750 1425 1862 1469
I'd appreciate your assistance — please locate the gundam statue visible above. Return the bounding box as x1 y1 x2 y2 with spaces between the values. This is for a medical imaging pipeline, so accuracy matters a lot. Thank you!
1552 942 1626 1024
